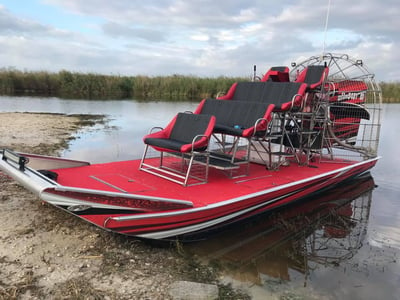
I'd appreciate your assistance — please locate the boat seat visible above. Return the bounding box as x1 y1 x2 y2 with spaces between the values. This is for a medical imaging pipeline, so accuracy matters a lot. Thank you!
139 112 215 186
261 66 290 82
194 99 275 138
217 81 307 112
194 99 275 176
200 81 308 170
295 65 329 91
217 81 312 168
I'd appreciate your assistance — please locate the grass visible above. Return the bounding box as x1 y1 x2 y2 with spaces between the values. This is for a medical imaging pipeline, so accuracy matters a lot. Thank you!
0 68 398 102
378 81 400 103
0 68 248 101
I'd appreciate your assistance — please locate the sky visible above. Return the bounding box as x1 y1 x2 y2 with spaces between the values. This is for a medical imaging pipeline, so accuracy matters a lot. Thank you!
0 0 398 81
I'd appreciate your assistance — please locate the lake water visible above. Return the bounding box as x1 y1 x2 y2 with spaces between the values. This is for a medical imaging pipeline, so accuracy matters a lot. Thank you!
1 96 399 299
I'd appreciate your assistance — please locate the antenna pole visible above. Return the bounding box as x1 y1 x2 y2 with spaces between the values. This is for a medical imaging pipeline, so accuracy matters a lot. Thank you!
322 0 332 56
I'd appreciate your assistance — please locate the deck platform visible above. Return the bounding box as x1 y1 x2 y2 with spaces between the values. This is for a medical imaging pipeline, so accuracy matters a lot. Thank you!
52 157 358 208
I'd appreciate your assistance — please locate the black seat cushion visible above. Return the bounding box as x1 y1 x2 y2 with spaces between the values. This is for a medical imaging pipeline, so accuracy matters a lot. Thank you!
213 124 243 136
144 137 207 152
144 138 186 152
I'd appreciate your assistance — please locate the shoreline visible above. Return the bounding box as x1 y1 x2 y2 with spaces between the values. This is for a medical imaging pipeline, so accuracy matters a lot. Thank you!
0 112 248 299
0 112 106 155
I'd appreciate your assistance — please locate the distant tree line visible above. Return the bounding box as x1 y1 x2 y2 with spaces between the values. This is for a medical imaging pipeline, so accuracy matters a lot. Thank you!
0 68 399 102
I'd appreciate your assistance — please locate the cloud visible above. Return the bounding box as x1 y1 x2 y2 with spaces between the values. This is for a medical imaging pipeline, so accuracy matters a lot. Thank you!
0 6 69 39
1 1 398 80
43 0 260 28
102 22 165 42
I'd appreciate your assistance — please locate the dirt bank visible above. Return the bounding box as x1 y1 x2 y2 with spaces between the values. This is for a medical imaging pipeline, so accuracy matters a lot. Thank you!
0 112 248 299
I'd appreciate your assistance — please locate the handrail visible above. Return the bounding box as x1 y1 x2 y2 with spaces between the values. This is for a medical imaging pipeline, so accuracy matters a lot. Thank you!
148 126 163 134
252 117 268 138
291 93 304 110
191 134 209 152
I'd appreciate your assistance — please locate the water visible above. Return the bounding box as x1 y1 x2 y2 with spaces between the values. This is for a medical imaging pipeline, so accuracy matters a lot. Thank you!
0 96 198 162
1 96 399 299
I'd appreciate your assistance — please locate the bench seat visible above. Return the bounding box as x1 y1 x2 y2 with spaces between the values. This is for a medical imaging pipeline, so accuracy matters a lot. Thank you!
217 81 307 111
194 99 275 138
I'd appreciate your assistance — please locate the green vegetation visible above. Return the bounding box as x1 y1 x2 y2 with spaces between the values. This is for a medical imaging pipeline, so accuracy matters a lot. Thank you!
378 82 400 103
0 68 399 102
0 68 247 101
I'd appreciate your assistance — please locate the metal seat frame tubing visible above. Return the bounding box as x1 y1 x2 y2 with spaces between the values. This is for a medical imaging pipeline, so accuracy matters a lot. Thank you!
139 136 210 186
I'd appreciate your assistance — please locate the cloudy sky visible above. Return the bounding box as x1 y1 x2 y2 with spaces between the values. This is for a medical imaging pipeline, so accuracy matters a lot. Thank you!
0 0 398 81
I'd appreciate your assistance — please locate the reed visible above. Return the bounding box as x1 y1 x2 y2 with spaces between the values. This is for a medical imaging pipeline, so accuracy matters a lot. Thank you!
379 82 400 103
0 68 399 102
0 68 247 101
132 75 248 100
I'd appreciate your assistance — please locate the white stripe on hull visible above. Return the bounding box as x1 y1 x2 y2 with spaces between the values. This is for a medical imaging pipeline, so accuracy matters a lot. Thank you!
136 192 296 239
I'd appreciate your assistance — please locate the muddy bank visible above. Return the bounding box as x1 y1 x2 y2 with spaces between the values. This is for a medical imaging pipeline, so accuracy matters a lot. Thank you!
0 112 106 154
0 112 248 299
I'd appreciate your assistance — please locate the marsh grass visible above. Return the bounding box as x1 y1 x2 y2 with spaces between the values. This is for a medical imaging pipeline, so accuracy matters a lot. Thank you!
1 68 398 102
379 82 400 103
0 68 247 101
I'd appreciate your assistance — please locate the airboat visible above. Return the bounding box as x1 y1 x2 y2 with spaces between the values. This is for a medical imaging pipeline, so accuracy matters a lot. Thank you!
0 53 382 240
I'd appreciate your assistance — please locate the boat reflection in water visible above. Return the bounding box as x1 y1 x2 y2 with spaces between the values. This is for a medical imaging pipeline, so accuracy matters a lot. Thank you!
186 173 375 286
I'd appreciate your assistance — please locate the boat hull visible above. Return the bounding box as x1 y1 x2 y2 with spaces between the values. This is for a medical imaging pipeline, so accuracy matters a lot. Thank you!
95 159 377 239
0 150 378 240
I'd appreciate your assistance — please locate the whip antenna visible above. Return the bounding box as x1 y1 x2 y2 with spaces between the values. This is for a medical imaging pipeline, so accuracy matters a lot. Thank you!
322 0 332 55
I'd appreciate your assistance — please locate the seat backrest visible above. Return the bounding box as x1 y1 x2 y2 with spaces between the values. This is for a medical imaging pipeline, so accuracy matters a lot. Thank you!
169 113 214 144
261 66 290 82
295 65 329 90
197 99 234 126
270 66 289 72
230 81 306 110
231 82 266 101
272 82 306 108
196 99 272 128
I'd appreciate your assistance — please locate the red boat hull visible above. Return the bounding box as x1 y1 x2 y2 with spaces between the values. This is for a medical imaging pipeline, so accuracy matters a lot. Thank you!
41 157 377 239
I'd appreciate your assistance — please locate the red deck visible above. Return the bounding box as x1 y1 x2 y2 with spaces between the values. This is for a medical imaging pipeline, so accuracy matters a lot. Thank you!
53 158 361 208
46 154 378 239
